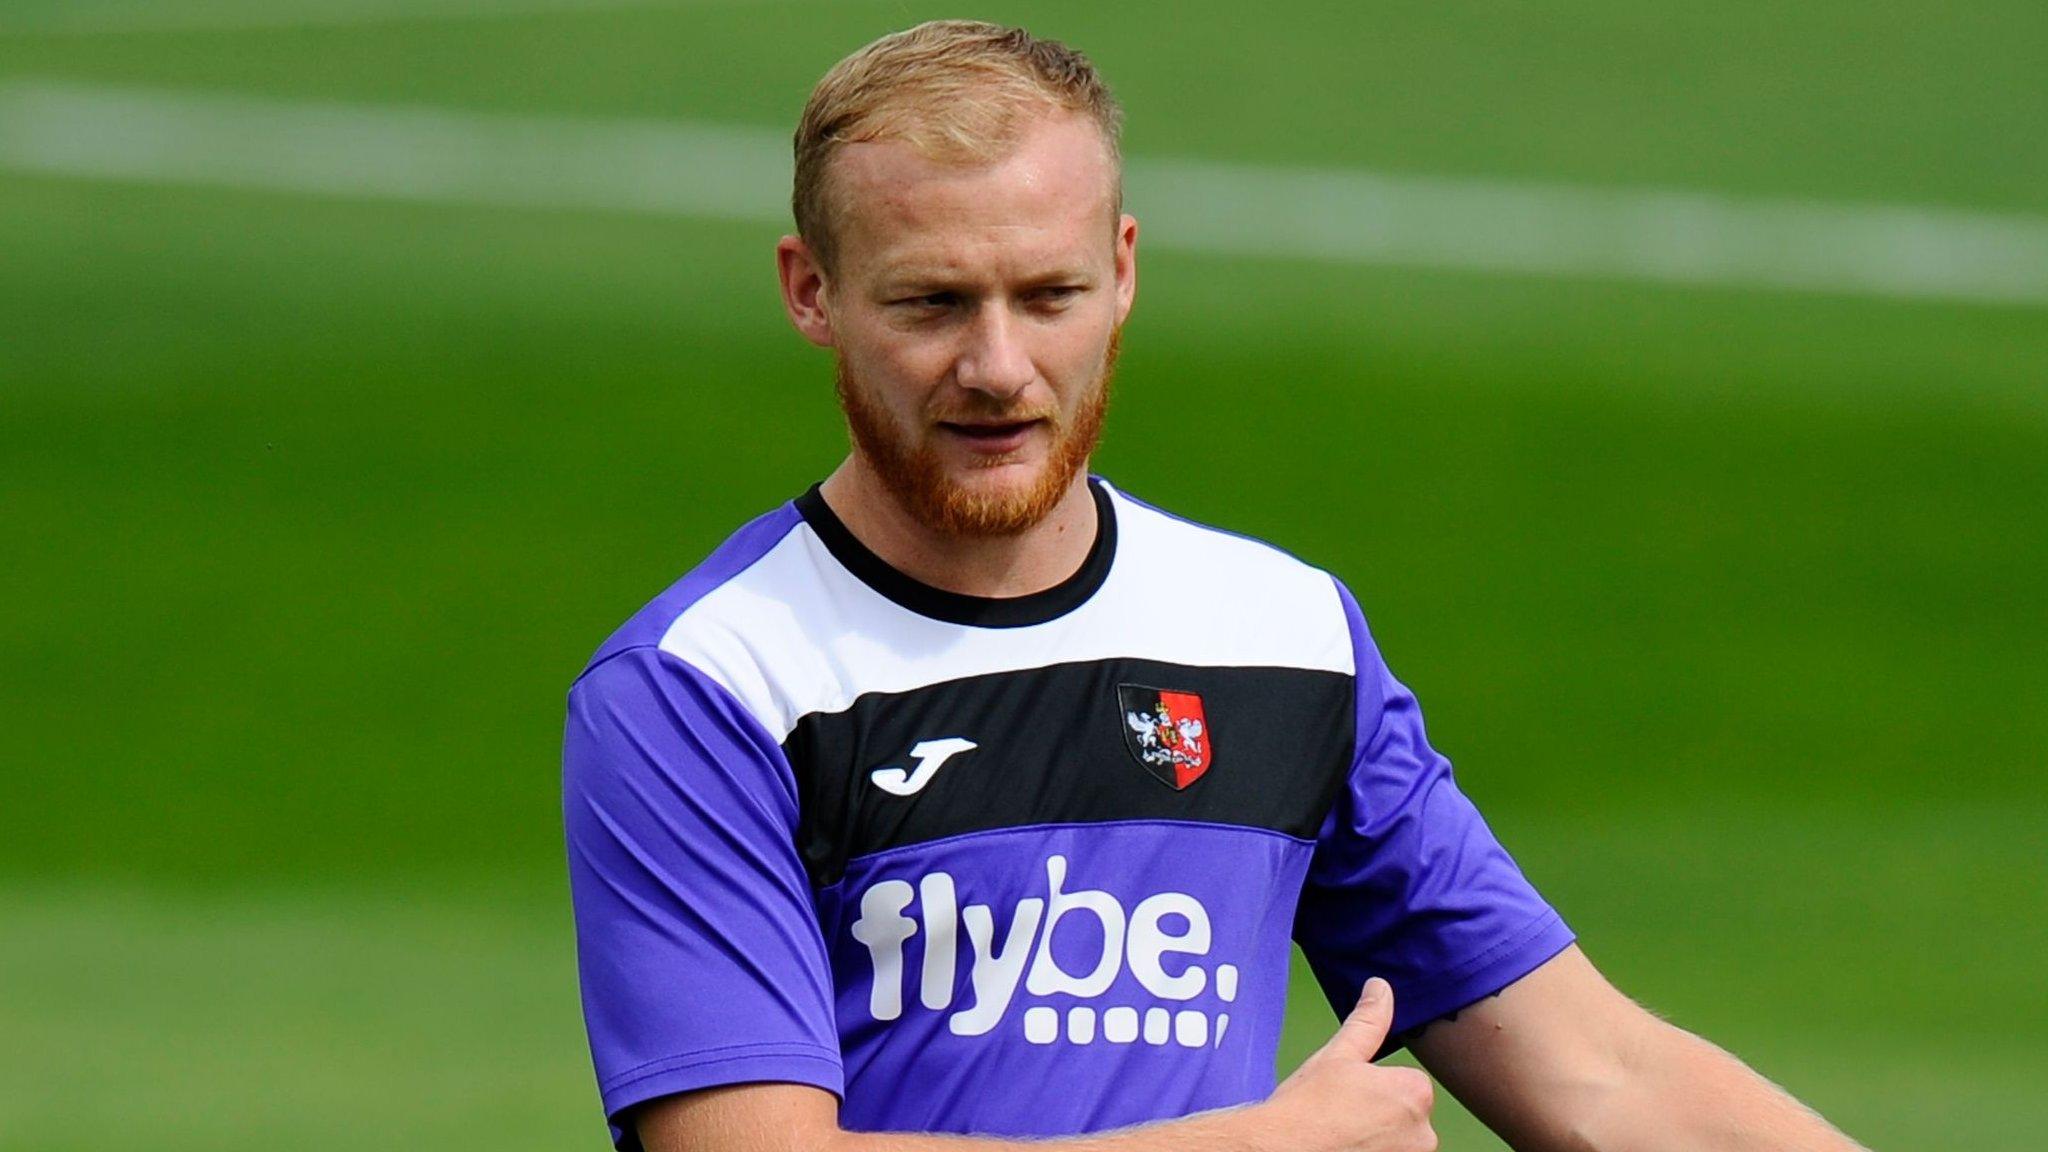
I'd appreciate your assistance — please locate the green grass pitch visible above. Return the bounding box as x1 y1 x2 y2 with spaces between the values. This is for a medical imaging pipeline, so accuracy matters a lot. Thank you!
2 2 2044 1148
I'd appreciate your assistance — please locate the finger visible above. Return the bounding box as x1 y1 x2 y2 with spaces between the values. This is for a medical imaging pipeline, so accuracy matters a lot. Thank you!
1322 976 1395 1061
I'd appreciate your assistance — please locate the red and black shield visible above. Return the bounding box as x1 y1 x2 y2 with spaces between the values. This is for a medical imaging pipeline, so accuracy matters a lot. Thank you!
1117 684 1213 790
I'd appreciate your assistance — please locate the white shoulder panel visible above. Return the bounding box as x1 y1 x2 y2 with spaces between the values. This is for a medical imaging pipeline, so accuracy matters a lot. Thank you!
1097 486 1353 676
659 486 1353 741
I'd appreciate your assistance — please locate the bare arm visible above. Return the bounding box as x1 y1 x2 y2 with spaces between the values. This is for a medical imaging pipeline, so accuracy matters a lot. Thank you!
639 979 1436 1152
638 1083 1267 1152
1412 945 1867 1152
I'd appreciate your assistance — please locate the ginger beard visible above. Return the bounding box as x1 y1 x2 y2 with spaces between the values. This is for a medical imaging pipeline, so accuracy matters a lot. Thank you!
837 328 1118 538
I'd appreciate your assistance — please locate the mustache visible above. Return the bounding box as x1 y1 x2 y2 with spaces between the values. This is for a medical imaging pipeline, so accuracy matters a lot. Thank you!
926 402 1061 426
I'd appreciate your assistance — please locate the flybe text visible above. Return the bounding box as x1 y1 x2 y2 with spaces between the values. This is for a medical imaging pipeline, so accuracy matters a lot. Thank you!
849 855 1241 1045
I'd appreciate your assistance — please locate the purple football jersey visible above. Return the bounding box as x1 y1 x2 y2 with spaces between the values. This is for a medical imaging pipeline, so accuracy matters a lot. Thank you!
564 480 1570 1149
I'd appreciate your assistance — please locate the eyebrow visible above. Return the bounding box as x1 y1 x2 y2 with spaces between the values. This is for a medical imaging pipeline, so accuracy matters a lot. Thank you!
875 267 1096 295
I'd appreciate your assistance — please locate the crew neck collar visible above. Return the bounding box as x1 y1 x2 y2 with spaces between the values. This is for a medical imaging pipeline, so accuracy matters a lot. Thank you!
794 478 1117 629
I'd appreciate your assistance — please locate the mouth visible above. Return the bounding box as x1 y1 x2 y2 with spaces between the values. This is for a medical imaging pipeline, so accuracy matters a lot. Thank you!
936 418 1045 456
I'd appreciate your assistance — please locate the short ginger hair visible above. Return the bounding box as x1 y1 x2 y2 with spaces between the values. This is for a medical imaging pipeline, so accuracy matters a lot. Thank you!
792 20 1125 273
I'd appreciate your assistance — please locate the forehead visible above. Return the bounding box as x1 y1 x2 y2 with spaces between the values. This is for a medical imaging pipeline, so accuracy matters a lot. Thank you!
827 115 1117 284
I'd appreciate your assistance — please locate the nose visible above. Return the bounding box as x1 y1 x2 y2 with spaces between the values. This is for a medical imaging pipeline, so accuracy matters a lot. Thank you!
953 302 1036 400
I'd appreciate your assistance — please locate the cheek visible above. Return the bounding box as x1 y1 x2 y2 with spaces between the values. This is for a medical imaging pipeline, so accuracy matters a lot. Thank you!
842 335 946 414
1047 323 1114 386
844 311 941 370
887 340 959 387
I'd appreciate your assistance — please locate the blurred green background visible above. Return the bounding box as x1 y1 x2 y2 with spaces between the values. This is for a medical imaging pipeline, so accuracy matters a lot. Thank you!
3 2 2044 1149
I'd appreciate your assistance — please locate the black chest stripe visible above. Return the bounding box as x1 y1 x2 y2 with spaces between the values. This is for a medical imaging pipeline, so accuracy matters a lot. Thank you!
782 659 1355 887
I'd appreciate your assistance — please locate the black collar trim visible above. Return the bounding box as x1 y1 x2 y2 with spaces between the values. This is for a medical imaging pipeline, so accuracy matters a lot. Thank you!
794 479 1117 629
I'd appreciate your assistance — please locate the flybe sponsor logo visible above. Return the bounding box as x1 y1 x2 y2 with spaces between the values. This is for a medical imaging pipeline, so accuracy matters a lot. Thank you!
849 855 1241 1048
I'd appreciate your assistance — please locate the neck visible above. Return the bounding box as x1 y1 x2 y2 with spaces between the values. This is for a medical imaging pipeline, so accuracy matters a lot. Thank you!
818 456 1100 599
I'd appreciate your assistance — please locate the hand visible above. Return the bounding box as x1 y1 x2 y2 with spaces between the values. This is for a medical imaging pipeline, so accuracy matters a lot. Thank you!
1246 978 1438 1152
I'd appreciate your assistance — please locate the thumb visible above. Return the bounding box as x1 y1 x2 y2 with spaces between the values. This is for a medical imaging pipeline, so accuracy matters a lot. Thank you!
1323 977 1396 1061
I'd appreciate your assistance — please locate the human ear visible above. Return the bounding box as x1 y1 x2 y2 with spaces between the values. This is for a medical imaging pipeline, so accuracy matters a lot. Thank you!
776 235 836 348
1113 213 1139 326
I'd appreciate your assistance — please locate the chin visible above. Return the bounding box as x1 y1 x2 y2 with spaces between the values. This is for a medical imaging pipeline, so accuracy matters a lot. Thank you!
837 354 1109 540
920 459 1079 538
953 453 1048 488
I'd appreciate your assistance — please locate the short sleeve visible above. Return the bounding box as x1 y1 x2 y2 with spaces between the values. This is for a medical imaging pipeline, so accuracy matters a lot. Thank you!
1293 580 1573 1050
564 646 842 1150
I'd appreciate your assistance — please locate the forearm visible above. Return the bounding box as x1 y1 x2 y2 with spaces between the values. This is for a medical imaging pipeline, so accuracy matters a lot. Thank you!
1567 1019 1867 1152
636 1082 1282 1152
644 980 1439 1152
1414 950 1867 1152
642 980 1435 1152
823 1105 1272 1152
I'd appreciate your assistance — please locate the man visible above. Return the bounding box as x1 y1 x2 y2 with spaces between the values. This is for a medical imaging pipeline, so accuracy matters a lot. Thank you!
564 20 1867 1152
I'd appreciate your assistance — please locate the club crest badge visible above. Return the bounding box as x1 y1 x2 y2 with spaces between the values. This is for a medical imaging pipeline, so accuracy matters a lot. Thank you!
1118 685 1213 790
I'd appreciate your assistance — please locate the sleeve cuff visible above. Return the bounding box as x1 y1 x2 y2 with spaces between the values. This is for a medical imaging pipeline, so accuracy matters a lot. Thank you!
601 1042 844 1148
1380 911 1576 1056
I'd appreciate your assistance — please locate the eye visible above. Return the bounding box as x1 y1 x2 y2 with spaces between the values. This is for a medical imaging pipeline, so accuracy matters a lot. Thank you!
895 292 957 310
1030 285 1084 306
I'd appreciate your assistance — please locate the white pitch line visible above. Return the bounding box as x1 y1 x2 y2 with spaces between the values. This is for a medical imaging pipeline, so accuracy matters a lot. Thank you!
0 80 788 221
1135 159 2048 307
2 80 2045 307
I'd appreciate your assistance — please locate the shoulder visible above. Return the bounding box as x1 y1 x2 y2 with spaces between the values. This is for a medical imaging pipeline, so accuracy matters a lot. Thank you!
1098 480 1358 675
1104 481 1334 586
